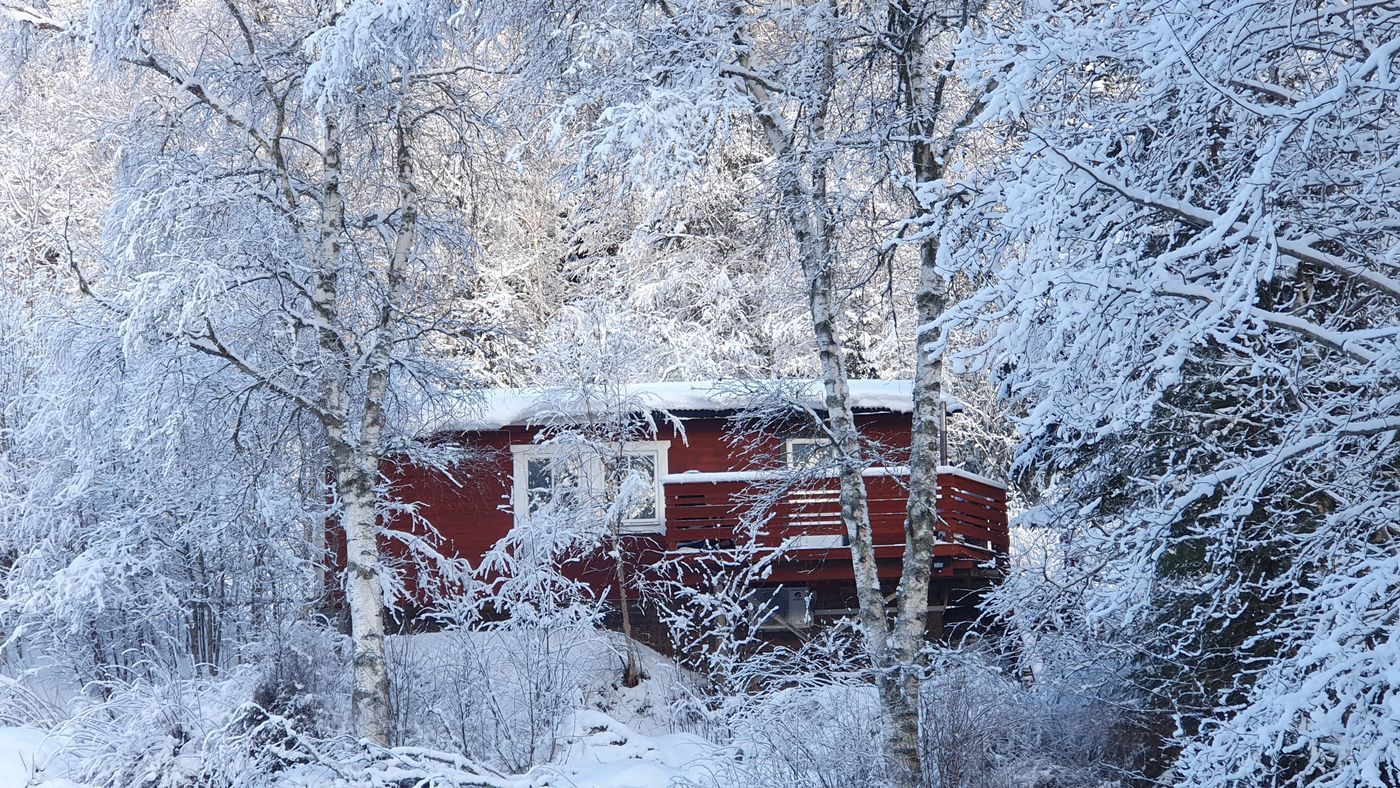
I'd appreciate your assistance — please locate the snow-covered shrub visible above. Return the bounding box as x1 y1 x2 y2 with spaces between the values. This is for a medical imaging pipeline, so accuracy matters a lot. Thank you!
0 673 66 729
245 621 351 737
919 650 1120 788
643 521 898 785
677 651 1119 788
386 626 613 773
643 598 888 786
57 668 504 788
715 684 889 788
56 669 242 787
214 622 351 778
34 622 349 788
382 502 613 772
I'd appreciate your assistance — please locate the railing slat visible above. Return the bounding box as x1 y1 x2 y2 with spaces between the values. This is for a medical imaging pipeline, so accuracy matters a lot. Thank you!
662 470 1008 575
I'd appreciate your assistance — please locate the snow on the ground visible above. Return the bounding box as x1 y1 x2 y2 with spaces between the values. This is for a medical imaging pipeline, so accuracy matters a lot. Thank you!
382 629 723 785
1 709 728 788
0 713 731 788
0 726 77 788
0 727 46 786
581 637 697 737
0 630 723 788
523 710 726 787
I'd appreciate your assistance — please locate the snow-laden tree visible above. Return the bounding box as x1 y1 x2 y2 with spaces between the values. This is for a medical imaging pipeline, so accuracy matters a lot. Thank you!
948 0 1400 782
0 300 324 678
531 189 822 382
0 0 512 743
529 0 999 779
0 64 318 687
527 300 691 687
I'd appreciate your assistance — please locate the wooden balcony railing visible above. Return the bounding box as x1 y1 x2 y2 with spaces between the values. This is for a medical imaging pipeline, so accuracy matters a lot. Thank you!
661 467 1008 580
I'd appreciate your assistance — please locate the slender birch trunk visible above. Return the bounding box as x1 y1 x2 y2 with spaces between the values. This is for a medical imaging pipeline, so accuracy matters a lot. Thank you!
737 8 919 781
884 253 944 782
611 519 643 688
882 2 952 779
316 115 390 745
603 436 643 689
886 0 986 777
740 8 891 653
730 2 977 779
886 252 945 775
802 225 894 651
807 221 924 784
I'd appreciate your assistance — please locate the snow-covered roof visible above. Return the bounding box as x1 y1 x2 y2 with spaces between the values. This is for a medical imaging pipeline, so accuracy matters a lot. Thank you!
422 379 913 433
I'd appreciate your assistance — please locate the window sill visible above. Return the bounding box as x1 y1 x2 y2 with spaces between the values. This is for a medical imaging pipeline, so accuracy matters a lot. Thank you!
618 522 665 535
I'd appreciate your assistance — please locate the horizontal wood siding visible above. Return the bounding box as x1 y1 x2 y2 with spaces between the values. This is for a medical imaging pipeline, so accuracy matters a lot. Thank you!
377 411 1007 595
663 471 1007 583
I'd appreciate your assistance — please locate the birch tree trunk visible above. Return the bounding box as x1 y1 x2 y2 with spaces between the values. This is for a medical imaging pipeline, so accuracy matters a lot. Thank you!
810 240 925 785
885 2 955 779
886 255 945 778
738 10 918 782
798 203 902 684
328 442 392 745
885 2 991 776
895 67 948 635
311 114 414 746
740 7 892 656
315 115 391 745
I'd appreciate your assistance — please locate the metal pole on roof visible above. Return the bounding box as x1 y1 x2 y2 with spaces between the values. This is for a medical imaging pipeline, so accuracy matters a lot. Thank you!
939 399 949 467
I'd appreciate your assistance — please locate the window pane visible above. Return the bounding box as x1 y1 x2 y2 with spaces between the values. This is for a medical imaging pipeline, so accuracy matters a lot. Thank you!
526 458 552 512
526 455 583 512
612 453 657 520
553 457 583 506
788 440 837 469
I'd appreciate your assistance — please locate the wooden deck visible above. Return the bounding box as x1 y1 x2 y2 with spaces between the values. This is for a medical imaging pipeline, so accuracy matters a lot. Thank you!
660 468 1009 583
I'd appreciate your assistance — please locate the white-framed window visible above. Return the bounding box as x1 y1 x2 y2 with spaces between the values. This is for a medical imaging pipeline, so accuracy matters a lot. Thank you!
510 441 670 534
784 437 839 469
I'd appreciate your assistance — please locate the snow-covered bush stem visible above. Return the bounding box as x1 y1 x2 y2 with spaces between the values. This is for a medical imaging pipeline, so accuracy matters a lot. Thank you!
528 300 690 686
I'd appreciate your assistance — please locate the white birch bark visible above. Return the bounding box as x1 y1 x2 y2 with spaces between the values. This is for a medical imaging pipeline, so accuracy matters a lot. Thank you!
602 424 643 689
886 4 989 777
313 112 392 744
734 3 985 780
739 3 892 648
886 3 949 779
737 9 918 782
606 460 644 688
328 441 391 745
314 114 422 746
342 119 420 745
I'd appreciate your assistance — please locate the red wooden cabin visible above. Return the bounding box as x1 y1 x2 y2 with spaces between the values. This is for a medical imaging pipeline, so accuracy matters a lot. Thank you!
383 380 1009 638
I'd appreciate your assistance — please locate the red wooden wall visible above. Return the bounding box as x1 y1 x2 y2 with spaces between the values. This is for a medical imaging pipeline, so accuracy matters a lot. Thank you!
381 412 917 567
372 411 1007 602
